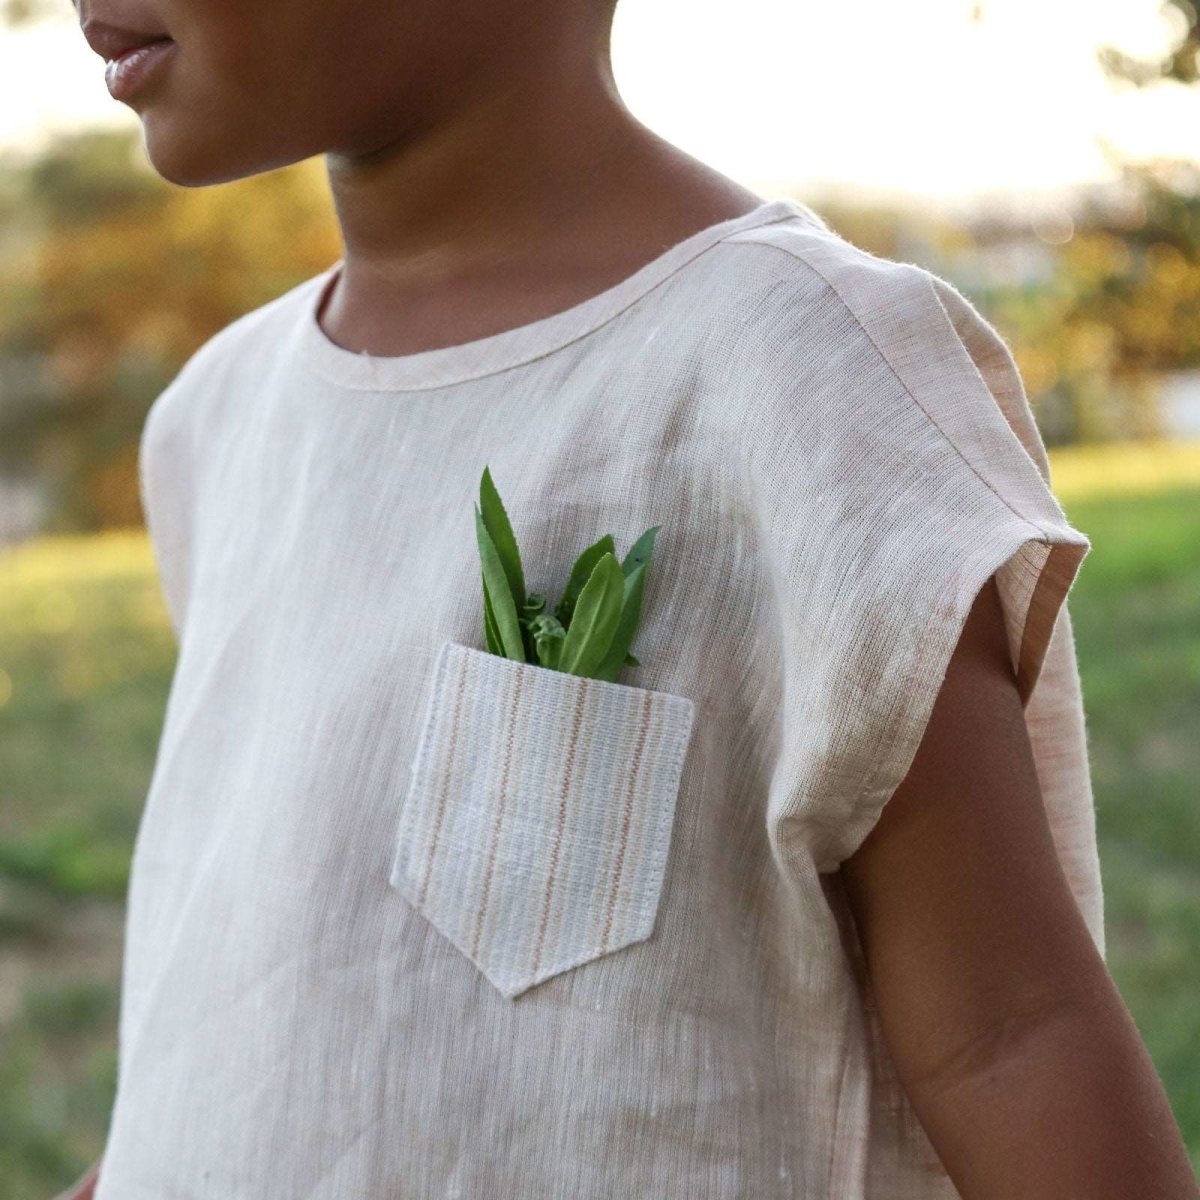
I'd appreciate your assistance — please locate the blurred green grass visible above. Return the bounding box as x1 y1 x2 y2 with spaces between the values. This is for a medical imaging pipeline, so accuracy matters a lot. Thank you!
1 455 1199 1194
1063 483 1200 1158
0 532 174 1198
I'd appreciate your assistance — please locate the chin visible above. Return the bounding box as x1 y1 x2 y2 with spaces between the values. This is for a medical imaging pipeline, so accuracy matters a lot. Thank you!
139 117 303 188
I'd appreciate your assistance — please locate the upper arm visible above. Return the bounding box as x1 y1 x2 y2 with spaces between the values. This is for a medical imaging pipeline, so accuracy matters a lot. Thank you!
839 571 1111 1093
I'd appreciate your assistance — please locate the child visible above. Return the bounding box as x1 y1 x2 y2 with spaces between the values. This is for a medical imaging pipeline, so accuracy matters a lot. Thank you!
64 0 1198 1196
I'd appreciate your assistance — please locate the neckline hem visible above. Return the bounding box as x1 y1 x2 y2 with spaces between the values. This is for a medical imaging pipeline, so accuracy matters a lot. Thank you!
294 197 823 393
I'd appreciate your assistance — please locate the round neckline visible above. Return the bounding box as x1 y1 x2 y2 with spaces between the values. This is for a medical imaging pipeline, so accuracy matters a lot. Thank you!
295 197 822 392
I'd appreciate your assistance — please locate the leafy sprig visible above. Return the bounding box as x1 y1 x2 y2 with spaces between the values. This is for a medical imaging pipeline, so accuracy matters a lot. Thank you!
474 465 658 682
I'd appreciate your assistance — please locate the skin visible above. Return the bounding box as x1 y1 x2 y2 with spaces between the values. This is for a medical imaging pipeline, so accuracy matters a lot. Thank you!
842 575 1199 1198
75 0 762 353
66 0 1199 1195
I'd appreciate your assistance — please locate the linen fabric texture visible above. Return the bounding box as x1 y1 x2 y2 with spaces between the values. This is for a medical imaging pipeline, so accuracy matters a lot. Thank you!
97 197 1104 1199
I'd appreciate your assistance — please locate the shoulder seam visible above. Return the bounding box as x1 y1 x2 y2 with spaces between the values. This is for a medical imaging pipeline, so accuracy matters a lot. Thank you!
727 236 1055 539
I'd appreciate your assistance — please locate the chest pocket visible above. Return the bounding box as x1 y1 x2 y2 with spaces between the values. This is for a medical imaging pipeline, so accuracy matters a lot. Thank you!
389 640 695 999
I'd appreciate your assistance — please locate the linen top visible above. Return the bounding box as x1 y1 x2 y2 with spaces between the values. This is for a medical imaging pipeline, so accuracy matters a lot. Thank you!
97 196 1105 1200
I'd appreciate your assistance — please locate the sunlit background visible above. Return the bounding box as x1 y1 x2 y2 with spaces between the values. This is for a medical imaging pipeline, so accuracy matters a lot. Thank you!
4 0 1199 204
1 0 1198 1195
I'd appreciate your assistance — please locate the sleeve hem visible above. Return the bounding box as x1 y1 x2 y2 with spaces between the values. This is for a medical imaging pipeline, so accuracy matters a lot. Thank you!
813 515 1089 876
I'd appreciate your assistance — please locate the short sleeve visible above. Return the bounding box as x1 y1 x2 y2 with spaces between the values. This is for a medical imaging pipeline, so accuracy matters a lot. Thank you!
742 256 1100 942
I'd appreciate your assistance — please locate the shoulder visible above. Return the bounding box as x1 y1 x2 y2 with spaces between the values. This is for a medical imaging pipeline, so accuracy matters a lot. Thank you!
142 265 333 447
718 215 1067 532
715 212 995 407
704 217 936 445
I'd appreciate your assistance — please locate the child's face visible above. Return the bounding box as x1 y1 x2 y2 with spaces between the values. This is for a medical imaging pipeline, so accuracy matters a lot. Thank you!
74 0 551 187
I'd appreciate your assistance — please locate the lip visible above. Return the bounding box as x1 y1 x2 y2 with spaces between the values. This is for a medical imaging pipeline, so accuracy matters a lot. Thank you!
82 17 170 61
103 37 177 101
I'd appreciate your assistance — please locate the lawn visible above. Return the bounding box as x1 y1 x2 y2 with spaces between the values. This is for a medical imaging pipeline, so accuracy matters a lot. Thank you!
1 441 1198 1196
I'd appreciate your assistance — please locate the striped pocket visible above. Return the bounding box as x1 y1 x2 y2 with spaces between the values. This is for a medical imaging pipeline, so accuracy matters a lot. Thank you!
389 640 696 999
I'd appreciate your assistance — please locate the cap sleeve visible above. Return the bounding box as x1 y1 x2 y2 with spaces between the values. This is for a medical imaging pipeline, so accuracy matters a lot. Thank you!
743 259 1096 894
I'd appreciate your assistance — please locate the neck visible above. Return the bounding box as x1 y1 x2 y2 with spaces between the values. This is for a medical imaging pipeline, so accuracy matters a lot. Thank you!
314 18 765 356
320 29 760 290
323 25 630 260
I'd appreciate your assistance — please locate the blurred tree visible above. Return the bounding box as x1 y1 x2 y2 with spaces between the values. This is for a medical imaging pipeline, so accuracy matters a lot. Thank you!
944 1 1200 445
0 127 340 531
966 163 1200 446
1098 0 1199 88
1077 0 1200 438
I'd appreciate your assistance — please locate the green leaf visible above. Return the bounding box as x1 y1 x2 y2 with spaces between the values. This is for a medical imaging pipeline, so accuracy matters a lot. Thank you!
621 524 660 575
557 552 625 677
591 560 648 682
479 466 526 615
482 573 502 654
553 533 615 627
476 504 525 661
590 526 659 682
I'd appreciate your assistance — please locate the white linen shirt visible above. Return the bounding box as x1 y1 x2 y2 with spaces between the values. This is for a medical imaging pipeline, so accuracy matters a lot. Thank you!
96 197 1104 1199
